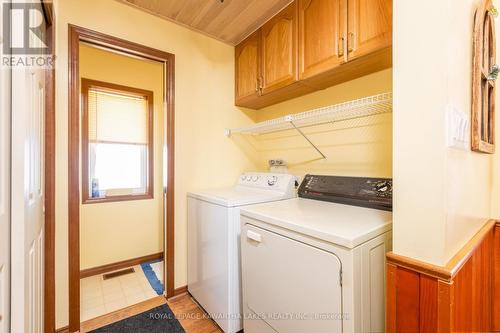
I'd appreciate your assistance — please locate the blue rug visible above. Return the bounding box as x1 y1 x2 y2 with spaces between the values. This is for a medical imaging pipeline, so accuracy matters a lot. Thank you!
141 260 164 295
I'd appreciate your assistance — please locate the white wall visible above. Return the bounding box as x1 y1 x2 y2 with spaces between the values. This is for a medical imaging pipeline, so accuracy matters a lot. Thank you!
393 0 492 266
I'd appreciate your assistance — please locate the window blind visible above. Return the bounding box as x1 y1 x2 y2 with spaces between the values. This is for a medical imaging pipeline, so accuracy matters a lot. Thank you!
88 89 148 145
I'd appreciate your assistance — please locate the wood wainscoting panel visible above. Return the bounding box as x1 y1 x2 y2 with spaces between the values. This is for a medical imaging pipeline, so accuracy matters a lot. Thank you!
386 220 499 333
419 275 438 333
453 259 473 332
386 267 441 333
437 280 452 333
472 229 493 332
394 268 420 333
494 222 500 331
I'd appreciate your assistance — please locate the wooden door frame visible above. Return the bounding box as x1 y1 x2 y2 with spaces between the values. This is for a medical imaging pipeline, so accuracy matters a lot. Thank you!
68 25 175 333
42 1 56 332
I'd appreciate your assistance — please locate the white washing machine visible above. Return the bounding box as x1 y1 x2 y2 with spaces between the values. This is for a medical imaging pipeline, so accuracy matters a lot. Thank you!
240 175 393 333
187 172 298 333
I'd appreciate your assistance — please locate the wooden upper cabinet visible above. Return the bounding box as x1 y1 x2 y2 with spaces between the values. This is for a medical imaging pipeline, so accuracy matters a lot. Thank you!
234 0 392 109
299 0 347 79
235 30 261 103
260 2 298 95
347 0 392 60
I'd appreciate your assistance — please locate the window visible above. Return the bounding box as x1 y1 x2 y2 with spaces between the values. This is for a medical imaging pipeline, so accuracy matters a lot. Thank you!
472 0 497 153
81 78 154 203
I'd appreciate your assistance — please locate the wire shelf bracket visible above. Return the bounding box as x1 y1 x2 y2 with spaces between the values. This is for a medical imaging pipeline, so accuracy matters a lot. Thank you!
288 118 327 159
225 92 392 160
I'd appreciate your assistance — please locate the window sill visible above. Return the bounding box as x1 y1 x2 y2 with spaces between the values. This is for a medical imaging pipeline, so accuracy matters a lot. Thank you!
82 193 154 205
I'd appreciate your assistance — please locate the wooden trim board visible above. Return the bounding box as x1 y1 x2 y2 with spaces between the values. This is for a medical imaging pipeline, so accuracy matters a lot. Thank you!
80 252 163 279
471 0 496 153
68 25 176 333
172 286 189 298
42 1 56 331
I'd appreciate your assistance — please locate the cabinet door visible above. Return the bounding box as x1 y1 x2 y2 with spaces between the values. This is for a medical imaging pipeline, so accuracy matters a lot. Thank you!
299 0 347 79
235 31 261 103
347 0 392 60
261 2 298 95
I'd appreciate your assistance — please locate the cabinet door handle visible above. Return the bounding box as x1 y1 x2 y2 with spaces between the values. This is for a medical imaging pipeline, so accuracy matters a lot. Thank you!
338 37 345 57
348 32 355 52
247 230 262 243
255 79 259 92
258 76 263 96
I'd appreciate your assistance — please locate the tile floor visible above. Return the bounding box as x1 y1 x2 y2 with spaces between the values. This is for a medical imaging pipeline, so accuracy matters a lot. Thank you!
80 265 160 321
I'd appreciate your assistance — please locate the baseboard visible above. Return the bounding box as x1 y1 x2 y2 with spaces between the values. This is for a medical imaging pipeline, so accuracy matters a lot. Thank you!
172 285 188 297
55 326 69 333
80 252 163 279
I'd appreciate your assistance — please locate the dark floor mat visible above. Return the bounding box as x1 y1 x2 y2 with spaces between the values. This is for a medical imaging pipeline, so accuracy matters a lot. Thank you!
90 304 185 333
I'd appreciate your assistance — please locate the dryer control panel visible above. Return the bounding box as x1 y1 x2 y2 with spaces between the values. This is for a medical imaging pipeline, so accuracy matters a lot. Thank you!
298 175 392 211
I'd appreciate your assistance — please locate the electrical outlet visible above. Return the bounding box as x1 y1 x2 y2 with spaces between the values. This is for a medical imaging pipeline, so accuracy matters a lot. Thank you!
268 159 287 167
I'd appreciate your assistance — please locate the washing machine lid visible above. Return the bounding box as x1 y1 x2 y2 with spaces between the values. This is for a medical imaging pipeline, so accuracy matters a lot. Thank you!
188 187 294 207
240 198 392 249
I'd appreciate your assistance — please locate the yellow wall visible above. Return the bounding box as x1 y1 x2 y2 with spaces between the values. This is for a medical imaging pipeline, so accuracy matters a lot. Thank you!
250 69 392 179
393 0 492 266
79 44 164 270
54 0 258 328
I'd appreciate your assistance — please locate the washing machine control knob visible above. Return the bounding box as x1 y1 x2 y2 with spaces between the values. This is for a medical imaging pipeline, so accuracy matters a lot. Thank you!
267 176 278 186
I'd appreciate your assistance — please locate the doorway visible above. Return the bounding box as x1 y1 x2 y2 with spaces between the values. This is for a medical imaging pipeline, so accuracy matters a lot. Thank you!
68 26 175 332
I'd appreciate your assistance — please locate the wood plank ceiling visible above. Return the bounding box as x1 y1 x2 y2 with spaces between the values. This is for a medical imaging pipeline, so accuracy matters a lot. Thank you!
116 0 294 45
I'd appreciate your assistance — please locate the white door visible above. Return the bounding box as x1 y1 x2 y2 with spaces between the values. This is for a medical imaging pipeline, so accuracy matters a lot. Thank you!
0 2 12 332
241 224 343 333
10 6 46 333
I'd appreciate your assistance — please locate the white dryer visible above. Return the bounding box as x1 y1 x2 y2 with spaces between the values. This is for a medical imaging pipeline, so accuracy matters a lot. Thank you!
240 175 393 333
187 172 297 333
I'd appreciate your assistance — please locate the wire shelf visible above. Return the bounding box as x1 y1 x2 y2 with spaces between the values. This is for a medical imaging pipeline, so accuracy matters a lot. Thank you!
225 92 392 137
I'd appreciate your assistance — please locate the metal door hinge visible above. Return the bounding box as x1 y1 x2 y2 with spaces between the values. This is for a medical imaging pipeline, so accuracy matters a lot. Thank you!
339 269 343 287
